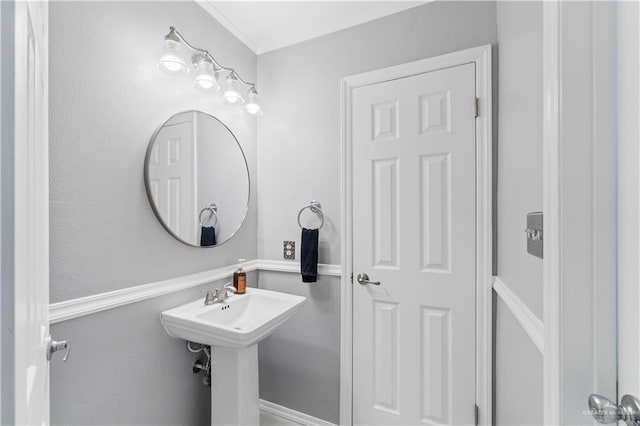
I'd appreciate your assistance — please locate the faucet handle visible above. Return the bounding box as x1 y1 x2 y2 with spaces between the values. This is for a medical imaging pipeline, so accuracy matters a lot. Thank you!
201 289 216 304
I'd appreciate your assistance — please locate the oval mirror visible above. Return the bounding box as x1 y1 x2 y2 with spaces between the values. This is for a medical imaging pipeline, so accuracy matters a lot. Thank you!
144 111 249 247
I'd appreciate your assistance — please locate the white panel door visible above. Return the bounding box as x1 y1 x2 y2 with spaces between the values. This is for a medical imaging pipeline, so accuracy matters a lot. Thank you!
14 0 50 423
148 120 197 243
352 63 477 425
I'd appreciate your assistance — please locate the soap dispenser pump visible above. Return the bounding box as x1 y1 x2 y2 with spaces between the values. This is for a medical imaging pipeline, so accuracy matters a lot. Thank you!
234 259 246 294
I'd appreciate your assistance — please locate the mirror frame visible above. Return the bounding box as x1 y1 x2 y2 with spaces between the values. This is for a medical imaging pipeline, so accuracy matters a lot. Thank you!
143 110 250 248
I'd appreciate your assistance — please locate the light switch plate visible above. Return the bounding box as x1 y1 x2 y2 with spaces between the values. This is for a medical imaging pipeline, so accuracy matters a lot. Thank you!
283 241 295 260
526 212 543 259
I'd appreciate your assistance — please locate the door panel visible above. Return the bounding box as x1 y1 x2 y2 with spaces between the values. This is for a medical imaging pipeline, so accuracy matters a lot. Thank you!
148 120 197 243
352 63 477 425
372 158 399 268
420 153 450 272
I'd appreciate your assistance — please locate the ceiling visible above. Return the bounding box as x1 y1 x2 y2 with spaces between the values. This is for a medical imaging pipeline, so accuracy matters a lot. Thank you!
197 1 427 54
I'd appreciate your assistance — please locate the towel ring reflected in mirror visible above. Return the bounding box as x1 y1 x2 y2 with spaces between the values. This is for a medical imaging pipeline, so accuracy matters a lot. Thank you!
199 204 218 227
297 200 324 230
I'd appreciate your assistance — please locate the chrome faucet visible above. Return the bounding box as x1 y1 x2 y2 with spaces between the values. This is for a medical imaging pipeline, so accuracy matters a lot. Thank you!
202 282 237 305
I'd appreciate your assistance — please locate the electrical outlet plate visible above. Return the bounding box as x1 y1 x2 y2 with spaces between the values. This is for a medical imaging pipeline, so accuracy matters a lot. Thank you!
526 212 543 259
283 241 295 260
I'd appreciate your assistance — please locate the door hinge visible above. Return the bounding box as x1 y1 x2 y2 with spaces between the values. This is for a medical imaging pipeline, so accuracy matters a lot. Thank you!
474 97 479 118
474 404 479 425
350 272 353 284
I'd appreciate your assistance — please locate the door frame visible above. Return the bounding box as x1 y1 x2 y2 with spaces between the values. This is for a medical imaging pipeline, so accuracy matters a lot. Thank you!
542 2 621 424
339 44 493 425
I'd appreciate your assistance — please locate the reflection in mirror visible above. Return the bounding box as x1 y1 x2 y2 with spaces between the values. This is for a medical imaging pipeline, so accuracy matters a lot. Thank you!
144 111 249 247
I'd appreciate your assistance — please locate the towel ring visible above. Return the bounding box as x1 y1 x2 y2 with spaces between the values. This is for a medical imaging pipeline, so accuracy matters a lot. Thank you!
199 204 218 227
297 200 324 230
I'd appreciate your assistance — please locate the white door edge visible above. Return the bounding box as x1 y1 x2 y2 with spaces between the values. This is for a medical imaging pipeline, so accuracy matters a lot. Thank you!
542 3 562 424
339 44 493 426
543 2 623 424
616 0 640 399
13 0 50 424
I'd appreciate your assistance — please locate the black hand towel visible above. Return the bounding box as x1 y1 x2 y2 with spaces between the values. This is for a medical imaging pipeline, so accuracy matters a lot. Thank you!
301 228 319 283
200 227 217 246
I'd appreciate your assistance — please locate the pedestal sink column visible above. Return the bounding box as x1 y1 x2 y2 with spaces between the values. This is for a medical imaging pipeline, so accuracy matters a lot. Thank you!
210 345 259 426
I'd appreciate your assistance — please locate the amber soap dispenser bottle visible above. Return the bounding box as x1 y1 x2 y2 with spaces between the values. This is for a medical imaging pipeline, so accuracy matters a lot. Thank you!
233 259 246 294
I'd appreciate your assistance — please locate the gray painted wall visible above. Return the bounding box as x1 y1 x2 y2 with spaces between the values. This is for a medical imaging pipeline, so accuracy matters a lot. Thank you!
257 0 498 263
494 300 543 425
49 2 258 424
258 273 340 423
255 2 497 423
51 273 257 426
49 1 257 303
495 2 544 424
48 2 549 425
496 0 543 318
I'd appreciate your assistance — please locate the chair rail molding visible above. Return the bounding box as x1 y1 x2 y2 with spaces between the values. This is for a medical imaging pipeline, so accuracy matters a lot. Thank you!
49 259 342 324
493 277 544 353
257 259 341 276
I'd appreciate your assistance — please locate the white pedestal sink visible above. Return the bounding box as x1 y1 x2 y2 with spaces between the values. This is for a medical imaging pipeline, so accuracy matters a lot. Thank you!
160 287 306 426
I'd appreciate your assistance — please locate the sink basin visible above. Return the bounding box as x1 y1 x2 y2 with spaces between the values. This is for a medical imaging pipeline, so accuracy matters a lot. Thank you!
160 287 306 349
161 286 305 425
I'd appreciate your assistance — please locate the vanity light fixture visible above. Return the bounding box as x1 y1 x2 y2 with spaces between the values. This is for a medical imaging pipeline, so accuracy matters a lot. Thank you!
192 54 219 91
158 33 189 75
223 73 245 105
244 87 263 116
159 26 262 116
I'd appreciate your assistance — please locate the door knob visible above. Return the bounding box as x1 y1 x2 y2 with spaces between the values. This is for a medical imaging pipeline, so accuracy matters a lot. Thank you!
46 335 70 362
588 394 640 425
356 273 381 286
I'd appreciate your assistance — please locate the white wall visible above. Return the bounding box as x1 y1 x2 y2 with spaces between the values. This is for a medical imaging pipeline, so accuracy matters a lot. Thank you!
495 2 544 424
256 2 497 422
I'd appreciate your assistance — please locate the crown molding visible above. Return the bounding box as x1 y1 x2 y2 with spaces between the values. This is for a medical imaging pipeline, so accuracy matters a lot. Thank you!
195 0 258 54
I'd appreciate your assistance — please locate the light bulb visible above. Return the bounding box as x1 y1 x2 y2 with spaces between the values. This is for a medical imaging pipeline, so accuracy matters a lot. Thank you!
193 56 219 91
223 73 245 105
244 88 263 116
158 39 189 76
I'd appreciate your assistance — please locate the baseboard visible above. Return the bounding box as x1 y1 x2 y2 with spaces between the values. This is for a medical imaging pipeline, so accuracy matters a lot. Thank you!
259 399 336 426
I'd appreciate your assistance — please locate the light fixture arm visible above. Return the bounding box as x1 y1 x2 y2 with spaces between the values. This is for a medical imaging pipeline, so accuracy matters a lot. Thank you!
166 26 257 91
